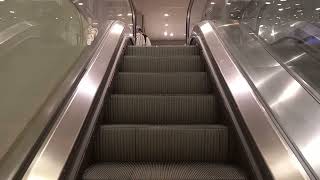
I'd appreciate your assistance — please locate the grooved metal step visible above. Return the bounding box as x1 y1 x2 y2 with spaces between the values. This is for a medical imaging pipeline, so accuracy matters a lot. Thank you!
95 125 228 162
82 44 248 180
113 72 211 94
83 163 247 180
120 56 204 72
126 46 200 56
106 95 216 124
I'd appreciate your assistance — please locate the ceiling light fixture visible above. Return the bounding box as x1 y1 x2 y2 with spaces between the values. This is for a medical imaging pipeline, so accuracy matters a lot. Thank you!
164 13 169 17
210 2 215 5
170 33 174 37
78 2 83 5
127 13 132 16
165 24 169 27
164 32 168 36
117 14 123 17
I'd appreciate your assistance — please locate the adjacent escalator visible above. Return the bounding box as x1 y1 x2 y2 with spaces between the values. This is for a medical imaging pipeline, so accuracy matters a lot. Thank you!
81 45 248 180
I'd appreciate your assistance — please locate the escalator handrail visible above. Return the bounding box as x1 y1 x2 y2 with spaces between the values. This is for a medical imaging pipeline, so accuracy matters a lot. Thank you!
21 21 129 180
128 0 137 45
190 21 311 180
0 20 115 180
186 0 195 44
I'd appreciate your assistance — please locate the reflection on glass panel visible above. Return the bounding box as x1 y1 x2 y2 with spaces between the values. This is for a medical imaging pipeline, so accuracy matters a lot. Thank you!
252 0 320 91
75 0 133 33
0 0 88 174
201 0 320 93
190 0 207 37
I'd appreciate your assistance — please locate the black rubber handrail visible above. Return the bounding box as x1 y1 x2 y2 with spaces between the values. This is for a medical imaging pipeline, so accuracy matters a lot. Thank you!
186 0 195 45
128 0 137 44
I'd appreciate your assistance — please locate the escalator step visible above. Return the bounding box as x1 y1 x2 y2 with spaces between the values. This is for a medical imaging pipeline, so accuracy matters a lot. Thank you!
83 162 247 180
95 125 228 162
113 72 211 94
120 56 204 72
126 46 200 56
106 95 216 124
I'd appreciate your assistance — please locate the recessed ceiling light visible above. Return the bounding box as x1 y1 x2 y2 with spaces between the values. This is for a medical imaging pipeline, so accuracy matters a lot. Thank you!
9 10 15 14
0 0 5 2
210 2 215 5
316 8 320 11
117 14 123 17
278 8 284 11
280 0 286 1
78 2 83 5
164 13 169 17
127 13 132 16
170 33 174 36
265 2 271 4
165 24 169 27
164 32 168 36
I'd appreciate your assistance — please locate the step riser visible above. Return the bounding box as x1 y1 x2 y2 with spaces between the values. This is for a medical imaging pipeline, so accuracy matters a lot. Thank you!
83 163 247 180
106 95 216 124
120 58 205 72
113 73 211 94
126 46 200 56
95 125 229 162
83 45 248 180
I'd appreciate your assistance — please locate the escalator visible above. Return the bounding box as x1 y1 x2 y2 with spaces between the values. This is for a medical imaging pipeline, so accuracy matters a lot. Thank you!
2 0 318 179
81 45 248 179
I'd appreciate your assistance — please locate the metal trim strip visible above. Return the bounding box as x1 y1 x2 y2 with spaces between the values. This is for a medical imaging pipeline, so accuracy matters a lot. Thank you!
22 21 127 180
191 21 310 180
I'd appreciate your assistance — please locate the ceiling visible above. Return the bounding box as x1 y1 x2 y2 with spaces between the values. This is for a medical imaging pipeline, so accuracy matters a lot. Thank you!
133 0 189 40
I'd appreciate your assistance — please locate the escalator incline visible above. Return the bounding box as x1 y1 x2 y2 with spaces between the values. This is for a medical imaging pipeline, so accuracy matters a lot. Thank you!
82 46 248 180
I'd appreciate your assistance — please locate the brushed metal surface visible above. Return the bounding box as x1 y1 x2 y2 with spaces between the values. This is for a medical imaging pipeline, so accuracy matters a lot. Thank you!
215 20 320 179
191 21 310 180
22 21 127 180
